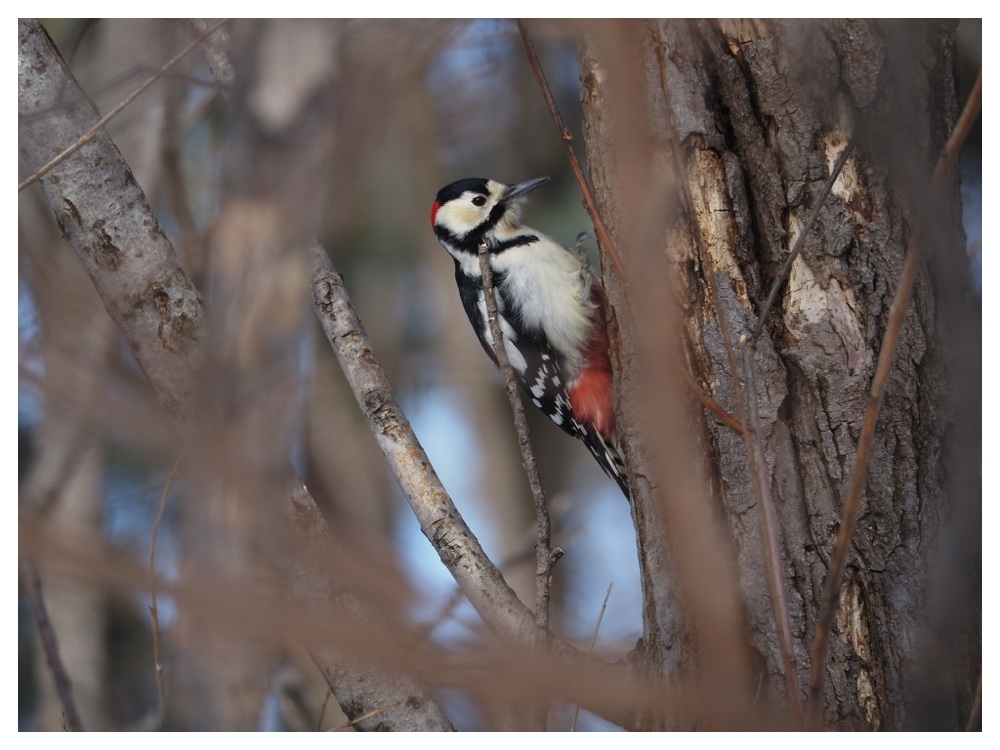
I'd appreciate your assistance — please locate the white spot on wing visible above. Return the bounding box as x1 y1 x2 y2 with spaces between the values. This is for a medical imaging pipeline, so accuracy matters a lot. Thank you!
476 290 527 373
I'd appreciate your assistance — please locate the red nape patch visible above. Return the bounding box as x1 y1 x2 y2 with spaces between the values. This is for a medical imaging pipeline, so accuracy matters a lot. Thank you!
430 200 441 228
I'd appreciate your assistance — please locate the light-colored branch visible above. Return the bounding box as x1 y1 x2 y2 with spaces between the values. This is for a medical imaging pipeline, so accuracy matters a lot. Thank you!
310 245 538 644
19 18 205 417
18 19 228 193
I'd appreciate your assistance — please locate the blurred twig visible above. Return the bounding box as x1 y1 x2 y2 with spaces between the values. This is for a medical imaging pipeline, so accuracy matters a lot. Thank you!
20 563 84 731
148 455 181 719
476 242 556 639
650 27 802 722
570 583 613 731
22 510 775 730
806 68 982 724
18 21 453 730
677 365 744 436
330 700 405 731
739 344 803 726
965 674 982 731
649 24 749 440
18 19 228 193
316 690 334 732
517 20 626 281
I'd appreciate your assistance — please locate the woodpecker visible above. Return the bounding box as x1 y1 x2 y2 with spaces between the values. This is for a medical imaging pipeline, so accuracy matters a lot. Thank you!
431 176 629 501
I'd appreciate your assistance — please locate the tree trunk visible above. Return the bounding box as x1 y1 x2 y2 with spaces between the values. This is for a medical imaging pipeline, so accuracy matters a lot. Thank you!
580 19 975 730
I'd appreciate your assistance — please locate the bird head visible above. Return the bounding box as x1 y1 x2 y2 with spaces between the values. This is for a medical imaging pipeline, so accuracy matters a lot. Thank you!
431 176 549 249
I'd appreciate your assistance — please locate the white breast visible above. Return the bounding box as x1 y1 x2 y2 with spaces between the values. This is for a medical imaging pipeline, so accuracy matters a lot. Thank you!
489 229 593 370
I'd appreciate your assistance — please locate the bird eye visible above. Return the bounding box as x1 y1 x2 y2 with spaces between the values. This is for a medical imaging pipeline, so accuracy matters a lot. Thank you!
472 196 487 207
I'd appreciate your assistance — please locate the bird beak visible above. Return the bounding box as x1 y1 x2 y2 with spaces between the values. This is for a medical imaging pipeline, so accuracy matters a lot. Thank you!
503 176 550 201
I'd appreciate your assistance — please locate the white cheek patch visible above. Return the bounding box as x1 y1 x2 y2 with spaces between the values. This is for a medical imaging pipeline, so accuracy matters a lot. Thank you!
437 201 484 234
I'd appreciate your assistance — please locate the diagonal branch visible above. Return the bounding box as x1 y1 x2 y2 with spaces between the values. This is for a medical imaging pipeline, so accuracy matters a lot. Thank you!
18 19 228 193
806 68 982 723
749 132 860 343
20 563 84 731
739 344 803 726
517 20 626 281
310 245 539 643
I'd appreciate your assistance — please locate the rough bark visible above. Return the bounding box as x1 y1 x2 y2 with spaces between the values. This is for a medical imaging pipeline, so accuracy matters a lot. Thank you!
580 19 973 730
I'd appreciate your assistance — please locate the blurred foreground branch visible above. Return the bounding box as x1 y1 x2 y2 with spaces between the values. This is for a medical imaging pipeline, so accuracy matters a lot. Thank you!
806 67 983 723
18 18 450 731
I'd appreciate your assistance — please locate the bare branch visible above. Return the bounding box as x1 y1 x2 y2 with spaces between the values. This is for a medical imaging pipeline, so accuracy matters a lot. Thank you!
476 243 556 636
19 18 205 417
807 67 982 723
20 563 84 731
517 20 626 282
738 343 803 725
18 19 228 193
18 20 453 731
148 455 180 719
310 245 537 643
477 241 554 728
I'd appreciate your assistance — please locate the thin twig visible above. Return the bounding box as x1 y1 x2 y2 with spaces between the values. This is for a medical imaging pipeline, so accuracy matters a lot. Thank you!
18 19 228 193
740 344 804 726
161 77 204 278
20 563 84 731
676 365 744 437
476 243 555 639
570 583 613 731
516 20 626 281
419 511 576 645
750 134 860 343
316 689 333 732
329 700 405 731
806 69 982 724
965 673 982 731
148 455 181 718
